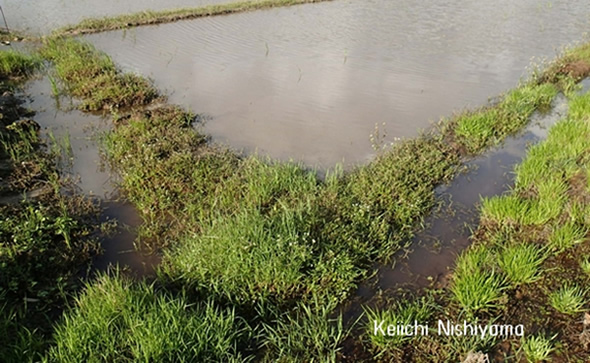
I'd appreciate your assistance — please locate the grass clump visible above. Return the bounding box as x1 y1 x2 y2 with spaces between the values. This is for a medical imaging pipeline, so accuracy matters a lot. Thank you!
364 296 436 355
260 297 347 362
548 221 587 253
161 208 319 304
450 245 506 316
520 334 556 363
55 0 333 36
498 243 545 286
482 177 568 226
0 302 46 362
548 284 587 315
0 50 40 79
48 273 248 362
40 37 157 110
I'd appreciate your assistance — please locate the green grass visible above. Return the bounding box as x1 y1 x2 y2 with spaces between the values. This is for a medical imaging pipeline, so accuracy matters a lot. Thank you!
548 284 587 315
450 245 507 316
54 0 334 36
260 297 347 362
548 221 587 253
364 296 436 354
0 50 40 79
451 83 556 153
0 301 46 363
38 37 590 361
498 243 545 286
520 334 556 363
48 273 248 362
40 38 158 111
581 257 590 277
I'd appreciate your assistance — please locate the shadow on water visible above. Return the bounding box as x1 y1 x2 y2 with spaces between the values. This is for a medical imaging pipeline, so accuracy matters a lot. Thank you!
341 92 569 324
93 200 160 277
23 75 159 277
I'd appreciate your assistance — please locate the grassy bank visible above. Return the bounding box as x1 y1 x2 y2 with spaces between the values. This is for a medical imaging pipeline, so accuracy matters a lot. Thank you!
54 0 333 36
0 50 105 362
35 36 590 361
362 80 590 361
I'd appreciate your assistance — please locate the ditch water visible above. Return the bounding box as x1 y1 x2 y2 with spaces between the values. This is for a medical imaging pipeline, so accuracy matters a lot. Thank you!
23 75 159 277
341 92 570 323
83 0 590 168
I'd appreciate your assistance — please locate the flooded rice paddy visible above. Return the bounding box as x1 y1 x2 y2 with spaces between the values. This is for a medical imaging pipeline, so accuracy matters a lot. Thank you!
10 0 590 280
2 0 232 34
83 0 590 168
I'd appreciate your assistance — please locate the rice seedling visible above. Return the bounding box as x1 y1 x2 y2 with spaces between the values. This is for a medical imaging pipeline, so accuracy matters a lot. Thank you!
549 284 587 315
498 243 545 286
520 334 556 363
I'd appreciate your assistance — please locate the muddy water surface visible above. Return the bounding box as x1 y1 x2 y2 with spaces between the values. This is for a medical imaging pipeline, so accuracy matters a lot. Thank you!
86 0 590 168
24 76 115 198
23 75 159 276
3 0 232 34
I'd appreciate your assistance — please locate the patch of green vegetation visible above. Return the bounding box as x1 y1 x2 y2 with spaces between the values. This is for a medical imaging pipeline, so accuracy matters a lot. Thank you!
0 301 46 363
40 38 158 111
364 296 436 355
260 297 347 362
54 0 334 36
451 83 556 153
0 50 40 79
498 243 545 286
548 221 587 253
581 257 590 277
39 37 590 361
0 48 103 361
47 272 248 362
548 284 587 315
481 193 563 226
520 334 556 363
450 245 507 316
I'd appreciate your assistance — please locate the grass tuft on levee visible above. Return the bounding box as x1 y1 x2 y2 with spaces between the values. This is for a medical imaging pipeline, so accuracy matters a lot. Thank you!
47 272 248 362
